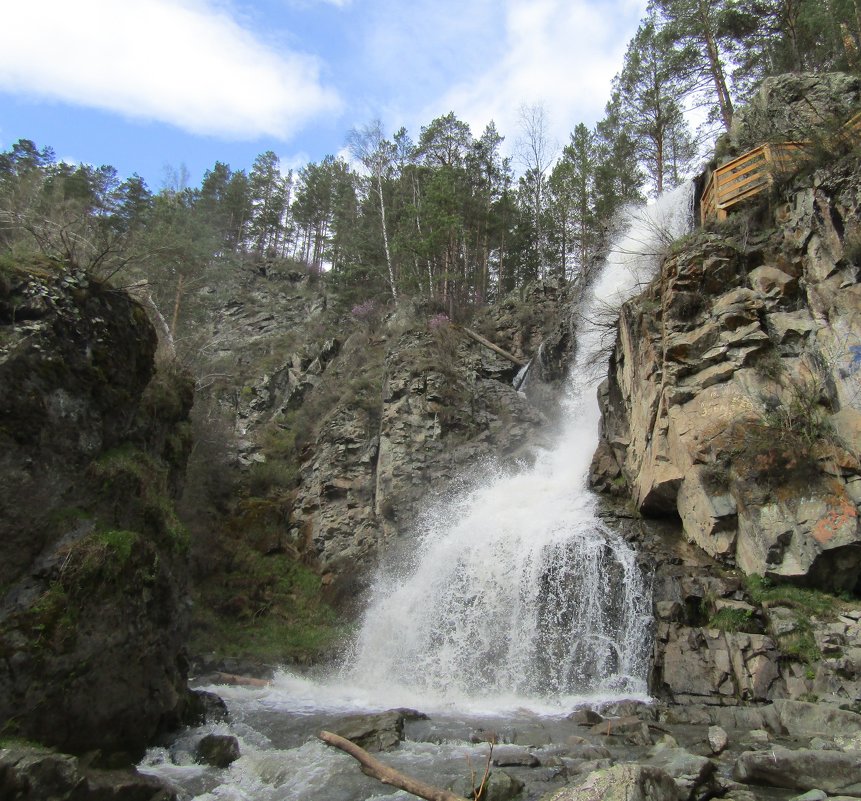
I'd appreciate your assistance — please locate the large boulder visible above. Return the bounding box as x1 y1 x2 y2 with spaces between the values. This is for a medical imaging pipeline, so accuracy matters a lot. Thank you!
540 764 679 801
733 746 861 796
0 264 193 757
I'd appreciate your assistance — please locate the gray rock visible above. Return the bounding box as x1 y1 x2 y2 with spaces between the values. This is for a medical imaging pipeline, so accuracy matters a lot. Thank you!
492 747 540 768
540 764 679 801
733 746 861 795
195 734 241 768
708 725 729 755
790 790 828 801
773 699 861 739
330 710 405 752
0 746 177 801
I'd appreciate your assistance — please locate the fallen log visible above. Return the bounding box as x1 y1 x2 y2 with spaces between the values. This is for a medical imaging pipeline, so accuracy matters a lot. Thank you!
318 730 469 801
455 326 527 367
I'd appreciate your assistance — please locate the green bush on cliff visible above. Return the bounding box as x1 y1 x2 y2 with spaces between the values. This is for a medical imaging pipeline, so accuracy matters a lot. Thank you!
744 574 840 617
89 445 189 553
190 546 346 661
707 607 754 632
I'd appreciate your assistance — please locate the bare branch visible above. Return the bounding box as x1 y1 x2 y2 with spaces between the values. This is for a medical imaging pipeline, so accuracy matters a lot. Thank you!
318 730 469 801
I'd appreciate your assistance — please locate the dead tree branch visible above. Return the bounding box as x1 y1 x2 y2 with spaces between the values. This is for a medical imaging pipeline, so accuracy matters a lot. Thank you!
318 730 469 801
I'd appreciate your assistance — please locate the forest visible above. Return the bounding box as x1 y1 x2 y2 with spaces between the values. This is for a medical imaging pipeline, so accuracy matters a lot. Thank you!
2 0 860 328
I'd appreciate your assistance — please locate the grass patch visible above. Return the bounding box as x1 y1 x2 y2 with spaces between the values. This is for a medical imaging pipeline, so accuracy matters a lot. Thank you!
744 574 841 618
707 607 754 632
743 574 849 665
190 547 348 662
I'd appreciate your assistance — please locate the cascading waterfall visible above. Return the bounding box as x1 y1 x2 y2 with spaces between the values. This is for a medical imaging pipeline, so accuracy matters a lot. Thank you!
346 183 694 712
138 184 695 801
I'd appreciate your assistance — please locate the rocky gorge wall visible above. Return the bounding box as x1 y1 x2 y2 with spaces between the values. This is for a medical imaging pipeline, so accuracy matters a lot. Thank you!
592 77 861 711
0 261 195 759
189 270 572 604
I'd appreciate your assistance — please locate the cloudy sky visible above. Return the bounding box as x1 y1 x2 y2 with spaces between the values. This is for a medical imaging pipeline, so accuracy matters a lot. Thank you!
0 0 646 188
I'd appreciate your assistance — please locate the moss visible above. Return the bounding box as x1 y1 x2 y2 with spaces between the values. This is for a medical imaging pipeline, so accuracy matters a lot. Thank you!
17 584 78 653
89 445 187 553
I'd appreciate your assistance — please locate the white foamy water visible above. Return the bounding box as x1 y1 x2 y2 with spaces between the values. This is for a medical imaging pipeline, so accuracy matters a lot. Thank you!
141 185 694 799
341 184 694 714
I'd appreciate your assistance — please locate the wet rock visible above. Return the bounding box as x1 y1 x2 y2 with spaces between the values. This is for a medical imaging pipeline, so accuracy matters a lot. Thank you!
646 742 718 800
452 769 524 801
330 710 405 752
540 763 679 801
182 690 229 726
195 734 240 768
568 708 604 726
708 725 729 755
589 715 643 736
481 770 525 801
492 747 540 768
733 746 861 795
565 741 612 761
0 746 176 801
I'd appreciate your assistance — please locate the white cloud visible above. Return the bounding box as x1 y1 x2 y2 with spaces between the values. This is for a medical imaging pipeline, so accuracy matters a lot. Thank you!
418 0 646 157
0 0 342 140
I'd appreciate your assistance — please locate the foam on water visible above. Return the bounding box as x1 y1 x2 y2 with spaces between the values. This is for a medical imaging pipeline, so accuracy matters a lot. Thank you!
340 183 695 714
140 185 694 799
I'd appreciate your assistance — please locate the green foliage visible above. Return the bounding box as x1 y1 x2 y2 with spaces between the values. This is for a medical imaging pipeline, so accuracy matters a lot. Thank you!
89 445 189 553
742 574 850 665
744 574 840 617
707 607 755 632
190 546 346 661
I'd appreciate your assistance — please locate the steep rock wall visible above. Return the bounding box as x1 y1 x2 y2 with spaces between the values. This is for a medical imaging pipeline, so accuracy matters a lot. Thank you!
594 151 861 594
187 271 569 611
0 263 194 757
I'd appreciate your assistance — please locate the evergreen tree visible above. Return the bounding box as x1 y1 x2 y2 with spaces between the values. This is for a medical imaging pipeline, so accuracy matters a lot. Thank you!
617 15 699 195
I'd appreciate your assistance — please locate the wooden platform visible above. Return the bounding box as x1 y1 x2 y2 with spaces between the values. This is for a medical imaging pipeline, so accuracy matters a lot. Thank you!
701 111 861 225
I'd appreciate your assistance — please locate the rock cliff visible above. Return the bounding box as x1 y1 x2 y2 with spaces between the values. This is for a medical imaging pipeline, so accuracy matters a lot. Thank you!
0 260 194 758
593 74 861 711
186 268 569 597
595 142 861 594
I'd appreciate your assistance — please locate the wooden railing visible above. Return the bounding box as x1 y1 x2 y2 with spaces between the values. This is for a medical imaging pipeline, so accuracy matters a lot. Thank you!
701 111 861 225
700 142 804 224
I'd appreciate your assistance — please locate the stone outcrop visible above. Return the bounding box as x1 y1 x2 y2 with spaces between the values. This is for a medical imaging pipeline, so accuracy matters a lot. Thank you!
733 746 861 796
193 273 563 598
725 72 861 158
0 263 194 757
0 746 176 801
594 148 861 594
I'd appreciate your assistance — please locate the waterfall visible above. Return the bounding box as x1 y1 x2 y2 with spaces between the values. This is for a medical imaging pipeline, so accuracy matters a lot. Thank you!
345 184 694 714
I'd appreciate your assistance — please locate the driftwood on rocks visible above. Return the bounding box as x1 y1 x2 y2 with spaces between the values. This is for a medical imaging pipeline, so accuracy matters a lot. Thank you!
318 730 470 801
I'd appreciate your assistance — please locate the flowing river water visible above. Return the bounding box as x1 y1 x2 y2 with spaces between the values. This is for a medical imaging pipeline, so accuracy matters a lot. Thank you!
141 184 694 800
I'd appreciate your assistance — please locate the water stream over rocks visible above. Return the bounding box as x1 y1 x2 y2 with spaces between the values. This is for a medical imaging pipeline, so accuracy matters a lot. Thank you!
141 185 695 800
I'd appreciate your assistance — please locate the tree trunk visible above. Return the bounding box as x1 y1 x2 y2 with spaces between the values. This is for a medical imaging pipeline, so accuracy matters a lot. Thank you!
318 731 469 801
376 172 398 301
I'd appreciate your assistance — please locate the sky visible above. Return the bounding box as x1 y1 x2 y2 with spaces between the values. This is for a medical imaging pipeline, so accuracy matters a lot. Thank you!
0 0 647 190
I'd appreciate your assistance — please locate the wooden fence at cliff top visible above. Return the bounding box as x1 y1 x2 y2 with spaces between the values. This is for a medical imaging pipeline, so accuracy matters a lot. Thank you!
700 110 861 225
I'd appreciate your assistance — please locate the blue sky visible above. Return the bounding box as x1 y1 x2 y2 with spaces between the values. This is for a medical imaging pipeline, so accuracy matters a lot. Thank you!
0 0 647 190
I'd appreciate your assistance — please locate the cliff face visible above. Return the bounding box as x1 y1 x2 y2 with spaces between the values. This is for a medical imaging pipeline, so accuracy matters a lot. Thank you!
187 269 569 612
595 150 861 595
0 262 193 757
